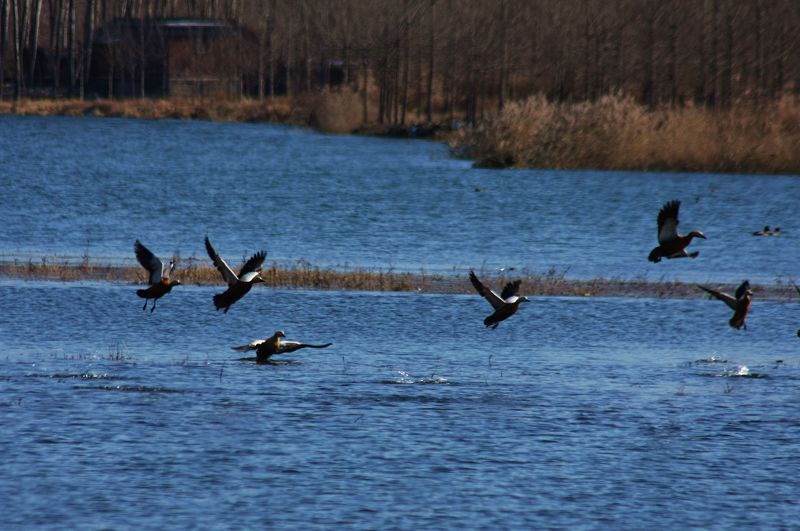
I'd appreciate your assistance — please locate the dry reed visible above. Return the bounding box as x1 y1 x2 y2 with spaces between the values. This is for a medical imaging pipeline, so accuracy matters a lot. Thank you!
309 89 364 133
450 95 800 174
1 258 796 301
0 96 311 125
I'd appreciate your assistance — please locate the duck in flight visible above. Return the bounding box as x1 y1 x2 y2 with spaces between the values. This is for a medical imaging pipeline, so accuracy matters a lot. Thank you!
469 270 530 329
232 330 333 363
204 236 266 313
134 240 181 312
648 199 706 263
698 280 752 330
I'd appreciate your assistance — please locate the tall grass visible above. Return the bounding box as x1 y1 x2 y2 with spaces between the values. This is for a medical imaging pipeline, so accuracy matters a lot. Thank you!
450 95 800 174
0 97 310 124
309 89 364 133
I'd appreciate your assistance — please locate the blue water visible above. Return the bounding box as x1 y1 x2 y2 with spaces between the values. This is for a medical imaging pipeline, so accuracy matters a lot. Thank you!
1 115 799 283
2 116 800 528
0 280 799 529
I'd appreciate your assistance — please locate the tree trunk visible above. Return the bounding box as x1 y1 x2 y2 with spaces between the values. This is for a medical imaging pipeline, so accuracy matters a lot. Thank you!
499 0 509 110
0 0 8 99
27 0 41 89
11 0 22 99
425 0 434 122
400 1 409 125
81 0 94 100
67 0 74 96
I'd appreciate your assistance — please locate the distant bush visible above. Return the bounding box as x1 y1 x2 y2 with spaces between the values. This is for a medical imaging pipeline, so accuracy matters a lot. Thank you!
309 89 364 134
450 95 800 174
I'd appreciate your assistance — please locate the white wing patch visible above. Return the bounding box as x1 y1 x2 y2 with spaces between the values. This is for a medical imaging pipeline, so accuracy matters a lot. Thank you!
239 271 261 283
658 217 679 244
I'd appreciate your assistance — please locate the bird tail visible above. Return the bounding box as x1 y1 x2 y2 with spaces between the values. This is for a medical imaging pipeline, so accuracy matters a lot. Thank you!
483 316 497 328
135 288 148 298
647 247 662 263
212 292 227 311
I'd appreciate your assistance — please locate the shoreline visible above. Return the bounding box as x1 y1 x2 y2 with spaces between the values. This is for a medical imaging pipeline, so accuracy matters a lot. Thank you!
1 261 796 301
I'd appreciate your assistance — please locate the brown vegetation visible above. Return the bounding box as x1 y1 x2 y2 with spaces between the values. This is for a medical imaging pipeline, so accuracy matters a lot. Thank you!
451 95 800 174
0 96 307 124
1 258 796 301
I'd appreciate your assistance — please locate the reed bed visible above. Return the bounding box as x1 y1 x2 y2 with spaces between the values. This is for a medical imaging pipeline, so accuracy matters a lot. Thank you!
450 95 800 174
0 96 310 125
1 258 796 301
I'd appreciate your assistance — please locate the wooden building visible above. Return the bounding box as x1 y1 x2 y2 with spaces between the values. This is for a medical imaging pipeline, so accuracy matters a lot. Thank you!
90 18 242 99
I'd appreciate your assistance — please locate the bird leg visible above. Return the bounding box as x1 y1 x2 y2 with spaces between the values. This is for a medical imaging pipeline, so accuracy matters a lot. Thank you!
142 299 149 311
150 299 157 313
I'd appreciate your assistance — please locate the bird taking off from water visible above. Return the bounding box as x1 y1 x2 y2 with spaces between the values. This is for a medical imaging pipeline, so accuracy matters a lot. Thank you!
134 240 181 312
648 199 706 263
698 280 752 330
204 236 266 313
469 270 530 329
232 330 333 363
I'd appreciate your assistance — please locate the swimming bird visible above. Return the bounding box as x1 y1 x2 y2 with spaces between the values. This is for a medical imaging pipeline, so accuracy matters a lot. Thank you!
770 227 781 236
204 236 266 313
232 330 333 363
698 280 752 330
648 199 706 263
469 270 530 329
753 225 771 236
134 240 181 312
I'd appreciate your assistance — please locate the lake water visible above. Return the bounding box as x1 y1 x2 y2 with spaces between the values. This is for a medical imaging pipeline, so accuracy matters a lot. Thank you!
1 116 800 529
1 115 799 283
1 280 799 529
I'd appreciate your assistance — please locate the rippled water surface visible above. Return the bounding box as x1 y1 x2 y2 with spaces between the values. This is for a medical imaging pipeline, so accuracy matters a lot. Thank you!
2 116 800 529
1 281 799 529
2 115 799 283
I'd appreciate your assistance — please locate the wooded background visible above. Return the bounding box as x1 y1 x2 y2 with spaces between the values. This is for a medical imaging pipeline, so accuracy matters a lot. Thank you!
2 0 799 125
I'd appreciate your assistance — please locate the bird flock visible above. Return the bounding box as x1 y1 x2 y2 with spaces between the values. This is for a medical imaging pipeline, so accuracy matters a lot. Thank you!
133 199 792 361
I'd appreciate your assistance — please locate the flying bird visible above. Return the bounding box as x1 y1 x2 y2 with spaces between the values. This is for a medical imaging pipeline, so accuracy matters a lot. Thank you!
648 199 706 263
204 236 266 313
469 270 530 329
232 330 332 363
698 280 752 330
134 240 181 312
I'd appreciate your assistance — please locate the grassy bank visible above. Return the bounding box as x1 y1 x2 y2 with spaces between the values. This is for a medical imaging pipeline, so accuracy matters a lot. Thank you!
0 96 309 124
450 95 800 174
4 94 800 174
1 259 796 301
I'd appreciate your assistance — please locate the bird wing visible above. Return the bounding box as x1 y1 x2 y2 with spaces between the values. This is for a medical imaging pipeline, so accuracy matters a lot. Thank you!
734 280 751 300
278 340 333 353
793 283 800 298
231 339 265 352
698 285 738 311
205 236 239 286
657 200 680 244
134 240 163 285
239 250 267 278
500 280 521 301
469 270 505 310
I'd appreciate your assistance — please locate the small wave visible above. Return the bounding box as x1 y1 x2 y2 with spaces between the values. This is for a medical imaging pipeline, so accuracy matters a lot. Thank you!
694 355 728 364
27 372 130 381
722 366 768 379
381 371 450 385
73 384 187 393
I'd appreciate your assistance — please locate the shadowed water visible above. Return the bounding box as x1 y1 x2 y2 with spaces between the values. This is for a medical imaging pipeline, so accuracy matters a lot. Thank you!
1 115 799 283
1 280 799 528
